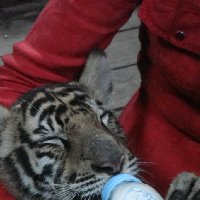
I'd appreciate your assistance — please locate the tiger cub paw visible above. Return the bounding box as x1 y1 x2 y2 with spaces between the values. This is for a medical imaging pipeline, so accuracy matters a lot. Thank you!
166 172 200 200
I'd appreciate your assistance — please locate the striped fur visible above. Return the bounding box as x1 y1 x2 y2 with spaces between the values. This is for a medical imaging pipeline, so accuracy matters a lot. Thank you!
0 82 138 200
0 51 139 200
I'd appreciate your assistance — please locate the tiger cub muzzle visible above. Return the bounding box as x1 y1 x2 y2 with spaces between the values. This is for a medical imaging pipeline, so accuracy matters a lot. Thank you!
81 129 125 175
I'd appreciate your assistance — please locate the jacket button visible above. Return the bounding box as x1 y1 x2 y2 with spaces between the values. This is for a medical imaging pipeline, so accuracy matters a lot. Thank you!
175 31 185 41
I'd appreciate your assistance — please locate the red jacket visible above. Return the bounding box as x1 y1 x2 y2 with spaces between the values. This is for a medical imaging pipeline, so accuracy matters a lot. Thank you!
0 0 200 199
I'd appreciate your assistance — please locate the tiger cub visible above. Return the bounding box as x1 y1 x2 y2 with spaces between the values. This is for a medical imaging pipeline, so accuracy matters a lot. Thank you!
0 51 197 200
0 51 139 200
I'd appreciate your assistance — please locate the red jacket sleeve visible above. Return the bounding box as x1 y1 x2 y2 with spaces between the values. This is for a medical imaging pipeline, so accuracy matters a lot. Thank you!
0 0 136 108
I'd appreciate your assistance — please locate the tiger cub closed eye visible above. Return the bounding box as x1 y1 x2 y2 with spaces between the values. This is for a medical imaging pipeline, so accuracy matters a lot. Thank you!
0 51 139 200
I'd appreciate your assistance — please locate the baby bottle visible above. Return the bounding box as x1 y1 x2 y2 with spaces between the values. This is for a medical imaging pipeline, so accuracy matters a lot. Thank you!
102 173 163 200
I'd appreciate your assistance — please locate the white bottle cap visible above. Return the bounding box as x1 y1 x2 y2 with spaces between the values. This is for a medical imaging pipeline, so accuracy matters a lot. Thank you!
102 174 142 200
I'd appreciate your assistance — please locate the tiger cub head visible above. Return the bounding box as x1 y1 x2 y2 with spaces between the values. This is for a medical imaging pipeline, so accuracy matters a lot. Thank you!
0 51 138 200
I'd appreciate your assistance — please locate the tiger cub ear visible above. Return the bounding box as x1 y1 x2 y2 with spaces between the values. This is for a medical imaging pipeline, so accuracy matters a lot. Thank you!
79 50 112 106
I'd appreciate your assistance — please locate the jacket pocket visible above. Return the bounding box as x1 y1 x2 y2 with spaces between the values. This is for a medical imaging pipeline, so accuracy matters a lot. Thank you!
139 0 200 56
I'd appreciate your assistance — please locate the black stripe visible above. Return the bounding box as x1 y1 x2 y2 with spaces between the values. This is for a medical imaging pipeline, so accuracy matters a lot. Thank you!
55 114 64 128
81 179 102 193
42 164 53 176
128 154 135 162
20 100 28 120
128 160 137 168
37 137 70 151
18 123 33 145
30 193 43 199
60 138 71 151
54 163 65 184
33 125 49 135
30 97 49 117
15 147 37 179
76 175 95 184
54 104 68 128
47 118 54 131
76 108 89 113
65 117 69 124
82 194 101 200
95 100 103 106
56 104 68 115
39 105 56 122
68 172 77 183
4 156 23 187
69 95 88 106
36 152 55 159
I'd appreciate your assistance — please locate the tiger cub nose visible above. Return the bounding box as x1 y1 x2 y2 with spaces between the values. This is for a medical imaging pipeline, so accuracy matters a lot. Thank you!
88 136 125 175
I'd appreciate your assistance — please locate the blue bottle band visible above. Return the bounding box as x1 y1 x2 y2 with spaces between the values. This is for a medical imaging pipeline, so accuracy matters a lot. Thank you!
102 174 142 200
